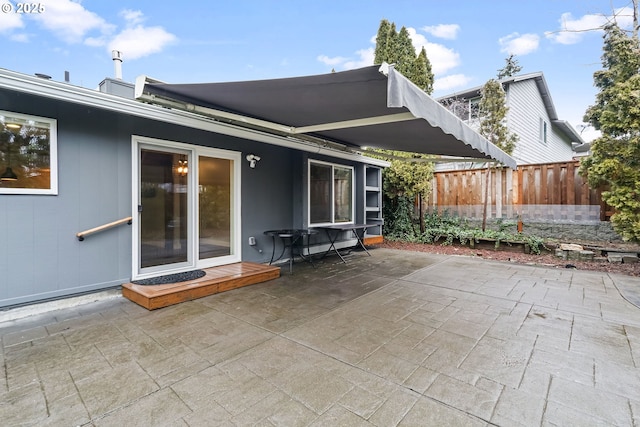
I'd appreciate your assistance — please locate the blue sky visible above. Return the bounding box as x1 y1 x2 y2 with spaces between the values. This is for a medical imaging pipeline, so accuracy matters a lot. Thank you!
1 0 637 142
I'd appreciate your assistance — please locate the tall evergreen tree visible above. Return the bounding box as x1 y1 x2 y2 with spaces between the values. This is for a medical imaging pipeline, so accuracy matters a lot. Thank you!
385 23 399 66
395 26 417 77
478 79 518 230
478 79 518 155
412 47 434 94
373 19 392 65
497 54 522 79
580 23 640 241
371 19 436 235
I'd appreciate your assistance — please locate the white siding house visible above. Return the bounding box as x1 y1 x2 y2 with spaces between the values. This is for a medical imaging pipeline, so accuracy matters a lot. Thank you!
437 72 587 169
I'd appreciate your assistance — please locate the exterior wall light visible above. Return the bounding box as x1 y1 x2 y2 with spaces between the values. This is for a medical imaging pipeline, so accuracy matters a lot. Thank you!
246 154 260 168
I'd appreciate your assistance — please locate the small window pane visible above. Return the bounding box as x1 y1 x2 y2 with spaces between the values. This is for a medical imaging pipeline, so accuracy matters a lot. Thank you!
0 112 56 194
334 166 352 223
310 163 331 223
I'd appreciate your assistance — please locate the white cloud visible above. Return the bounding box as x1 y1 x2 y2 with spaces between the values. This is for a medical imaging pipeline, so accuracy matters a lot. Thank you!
10 33 31 43
30 0 114 44
579 125 601 143
343 48 374 69
499 32 539 55
321 26 460 76
317 55 348 66
545 7 634 45
433 74 473 92
610 6 636 28
108 26 177 60
0 1 176 61
105 10 176 60
422 24 460 40
317 48 373 70
120 9 145 26
545 12 607 44
406 27 460 75
0 8 24 33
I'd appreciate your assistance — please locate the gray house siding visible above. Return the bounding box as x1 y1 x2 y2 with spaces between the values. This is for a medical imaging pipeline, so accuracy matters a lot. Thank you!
436 72 581 172
0 87 370 308
505 79 574 164
0 91 133 306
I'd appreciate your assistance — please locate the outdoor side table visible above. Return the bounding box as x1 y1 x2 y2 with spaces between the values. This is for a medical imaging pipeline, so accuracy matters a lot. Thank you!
263 229 317 273
314 223 372 263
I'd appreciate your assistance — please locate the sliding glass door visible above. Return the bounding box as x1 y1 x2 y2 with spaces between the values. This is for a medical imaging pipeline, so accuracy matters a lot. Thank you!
198 155 233 261
139 148 191 270
133 137 240 279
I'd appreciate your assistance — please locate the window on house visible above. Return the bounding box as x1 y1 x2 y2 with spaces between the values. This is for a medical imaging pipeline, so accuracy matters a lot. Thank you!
0 111 57 194
309 161 354 225
539 118 548 144
469 97 481 123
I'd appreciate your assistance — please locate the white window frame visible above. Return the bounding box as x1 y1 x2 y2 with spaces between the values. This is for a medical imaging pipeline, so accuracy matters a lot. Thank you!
0 110 58 195
539 117 548 145
308 159 355 227
131 135 242 280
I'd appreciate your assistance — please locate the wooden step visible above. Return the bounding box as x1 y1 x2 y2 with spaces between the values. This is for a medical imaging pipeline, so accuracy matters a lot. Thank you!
363 235 384 246
122 262 280 310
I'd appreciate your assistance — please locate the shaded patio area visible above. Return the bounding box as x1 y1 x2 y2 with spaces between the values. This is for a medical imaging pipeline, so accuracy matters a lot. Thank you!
1 248 640 425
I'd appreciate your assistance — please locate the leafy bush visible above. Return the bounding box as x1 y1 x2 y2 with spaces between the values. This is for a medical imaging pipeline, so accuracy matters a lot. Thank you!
383 195 419 241
387 211 547 255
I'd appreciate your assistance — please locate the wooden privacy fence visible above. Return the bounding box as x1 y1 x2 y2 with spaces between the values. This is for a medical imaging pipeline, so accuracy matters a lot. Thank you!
427 160 611 221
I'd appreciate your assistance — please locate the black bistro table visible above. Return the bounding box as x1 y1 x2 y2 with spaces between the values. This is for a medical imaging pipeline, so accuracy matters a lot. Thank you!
314 223 372 263
263 229 318 273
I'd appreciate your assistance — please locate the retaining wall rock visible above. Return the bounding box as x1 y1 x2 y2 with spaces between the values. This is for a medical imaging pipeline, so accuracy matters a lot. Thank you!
465 219 623 243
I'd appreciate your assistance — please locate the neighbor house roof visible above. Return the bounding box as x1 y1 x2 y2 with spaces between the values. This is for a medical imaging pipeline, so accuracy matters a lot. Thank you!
438 72 585 145
135 64 517 169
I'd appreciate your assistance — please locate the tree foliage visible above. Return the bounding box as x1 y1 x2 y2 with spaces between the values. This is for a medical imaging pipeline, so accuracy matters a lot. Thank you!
497 54 522 79
580 23 640 242
412 47 434 93
373 19 434 94
381 152 433 199
373 19 393 65
478 79 518 155
372 19 436 235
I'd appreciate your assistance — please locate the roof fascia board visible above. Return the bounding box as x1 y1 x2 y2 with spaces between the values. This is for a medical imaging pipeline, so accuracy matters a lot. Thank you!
531 74 558 120
553 119 585 144
0 69 388 167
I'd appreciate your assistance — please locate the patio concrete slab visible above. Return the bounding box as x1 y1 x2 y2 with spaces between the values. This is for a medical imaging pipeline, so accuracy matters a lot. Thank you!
1 248 640 426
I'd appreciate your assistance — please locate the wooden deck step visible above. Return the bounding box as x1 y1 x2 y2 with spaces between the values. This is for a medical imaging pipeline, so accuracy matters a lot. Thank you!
363 235 384 246
122 262 280 310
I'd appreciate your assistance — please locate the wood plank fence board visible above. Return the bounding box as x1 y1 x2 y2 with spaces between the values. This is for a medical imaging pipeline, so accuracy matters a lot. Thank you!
428 160 611 220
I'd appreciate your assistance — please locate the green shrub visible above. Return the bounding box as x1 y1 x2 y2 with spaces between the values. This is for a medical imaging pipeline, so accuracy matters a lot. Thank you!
412 211 548 255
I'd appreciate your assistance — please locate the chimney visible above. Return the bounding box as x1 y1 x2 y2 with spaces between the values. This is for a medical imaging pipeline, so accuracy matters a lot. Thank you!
112 50 123 80
99 49 134 98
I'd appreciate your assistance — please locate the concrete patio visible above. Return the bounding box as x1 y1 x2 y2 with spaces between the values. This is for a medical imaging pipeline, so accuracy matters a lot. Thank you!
1 247 640 426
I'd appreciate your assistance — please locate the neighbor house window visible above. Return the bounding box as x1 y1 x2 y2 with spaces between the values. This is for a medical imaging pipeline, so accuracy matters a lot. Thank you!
309 160 354 225
539 118 548 144
0 111 57 194
468 97 481 123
